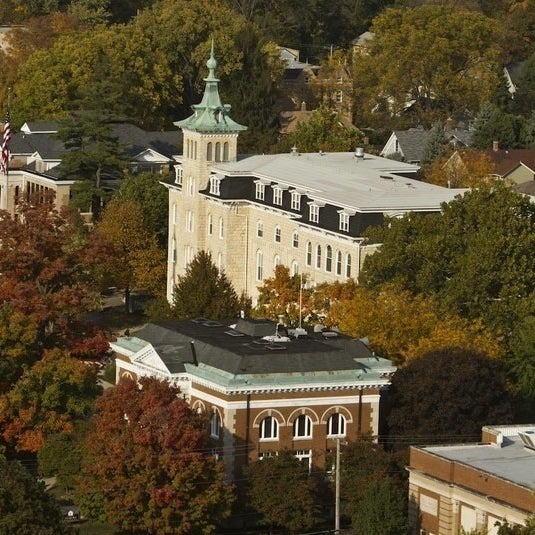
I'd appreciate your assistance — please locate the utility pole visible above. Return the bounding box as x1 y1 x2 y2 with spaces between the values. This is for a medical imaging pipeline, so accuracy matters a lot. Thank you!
335 437 341 534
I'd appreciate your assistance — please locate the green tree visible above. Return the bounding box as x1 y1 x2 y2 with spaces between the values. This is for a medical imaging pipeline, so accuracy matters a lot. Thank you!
352 5 503 126
506 315 535 399
277 105 362 153
351 479 410 535
385 348 515 448
497 515 535 534
0 458 68 535
244 450 321 533
78 377 234 533
514 52 535 118
38 428 86 490
116 172 169 247
421 121 446 165
94 197 167 312
56 112 126 217
471 102 519 149
172 250 241 320
362 184 535 337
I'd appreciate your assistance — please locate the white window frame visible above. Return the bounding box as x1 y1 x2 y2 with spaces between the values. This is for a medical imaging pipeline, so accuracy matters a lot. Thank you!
175 166 183 185
256 250 263 281
292 231 299 248
291 191 301 211
186 210 194 233
295 449 312 472
218 217 224 239
209 176 221 195
274 226 281 243
306 242 312 266
257 221 264 238
207 214 213 235
259 416 279 441
345 253 352 278
291 261 299 276
172 203 177 225
339 212 350 232
255 182 265 201
259 451 278 460
316 245 321 269
309 204 319 223
187 176 194 196
293 415 312 439
327 413 346 437
210 412 220 439
273 186 283 206
335 90 343 103
336 250 342 276
326 245 333 272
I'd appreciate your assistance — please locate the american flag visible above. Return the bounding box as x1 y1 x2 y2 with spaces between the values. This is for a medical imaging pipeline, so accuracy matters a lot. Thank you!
0 111 11 174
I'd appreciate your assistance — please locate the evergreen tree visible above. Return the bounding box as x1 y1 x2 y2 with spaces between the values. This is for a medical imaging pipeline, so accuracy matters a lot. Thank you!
172 251 241 320
421 121 446 165
513 52 535 117
470 102 519 149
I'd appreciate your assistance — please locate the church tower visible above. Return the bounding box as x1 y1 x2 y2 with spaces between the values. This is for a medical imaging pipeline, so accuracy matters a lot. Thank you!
167 45 247 302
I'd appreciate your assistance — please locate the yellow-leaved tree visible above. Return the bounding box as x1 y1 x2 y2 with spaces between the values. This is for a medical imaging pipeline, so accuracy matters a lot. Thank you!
327 284 503 366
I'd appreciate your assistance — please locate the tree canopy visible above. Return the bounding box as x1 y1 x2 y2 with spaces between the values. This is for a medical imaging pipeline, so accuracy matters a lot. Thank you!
385 348 515 447
362 184 535 338
352 5 503 127
0 458 68 535
0 349 101 452
78 377 234 533
172 250 241 320
244 450 321 533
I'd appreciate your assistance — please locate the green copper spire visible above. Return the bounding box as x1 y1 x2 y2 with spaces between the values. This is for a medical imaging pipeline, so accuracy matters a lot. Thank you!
174 44 247 133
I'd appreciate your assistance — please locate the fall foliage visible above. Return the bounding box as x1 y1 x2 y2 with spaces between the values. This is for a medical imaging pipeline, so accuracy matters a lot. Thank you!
327 283 503 365
0 349 101 452
78 377 234 534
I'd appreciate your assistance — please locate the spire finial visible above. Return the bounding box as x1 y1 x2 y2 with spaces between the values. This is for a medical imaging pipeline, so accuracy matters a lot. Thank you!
207 40 217 73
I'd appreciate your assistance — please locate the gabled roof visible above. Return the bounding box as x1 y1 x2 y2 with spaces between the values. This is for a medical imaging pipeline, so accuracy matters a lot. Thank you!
488 149 535 176
381 128 471 163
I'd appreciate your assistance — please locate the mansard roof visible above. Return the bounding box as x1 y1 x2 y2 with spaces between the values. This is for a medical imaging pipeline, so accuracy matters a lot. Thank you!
208 151 466 214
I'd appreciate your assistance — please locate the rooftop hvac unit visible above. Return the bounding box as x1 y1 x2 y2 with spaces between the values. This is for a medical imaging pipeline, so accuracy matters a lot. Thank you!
519 430 535 450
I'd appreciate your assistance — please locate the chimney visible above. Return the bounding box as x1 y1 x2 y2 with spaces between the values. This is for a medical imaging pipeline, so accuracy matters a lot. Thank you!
493 140 499 152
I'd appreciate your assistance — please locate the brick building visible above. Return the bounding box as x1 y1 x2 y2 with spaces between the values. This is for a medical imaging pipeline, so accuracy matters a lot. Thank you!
111 317 395 480
408 425 535 535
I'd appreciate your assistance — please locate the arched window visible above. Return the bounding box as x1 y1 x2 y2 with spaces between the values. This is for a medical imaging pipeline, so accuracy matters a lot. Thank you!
336 250 342 275
259 417 279 440
327 413 346 437
316 245 322 269
217 252 223 272
306 242 312 266
219 217 224 239
215 142 221 162
345 254 352 278
210 411 220 438
172 203 177 225
326 245 332 272
291 261 299 276
274 226 281 243
207 142 213 161
256 250 263 281
293 415 312 438
257 221 264 238
273 255 281 269
223 142 229 161
194 141 197 160
208 214 213 235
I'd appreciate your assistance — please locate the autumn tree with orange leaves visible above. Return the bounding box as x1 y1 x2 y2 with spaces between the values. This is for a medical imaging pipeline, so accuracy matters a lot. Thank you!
327 283 503 366
0 349 101 453
78 377 234 534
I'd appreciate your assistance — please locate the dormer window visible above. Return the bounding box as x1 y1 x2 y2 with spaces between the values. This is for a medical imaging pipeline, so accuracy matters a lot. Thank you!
209 175 221 196
291 191 301 211
339 212 349 232
273 186 283 206
308 201 324 224
255 181 266 201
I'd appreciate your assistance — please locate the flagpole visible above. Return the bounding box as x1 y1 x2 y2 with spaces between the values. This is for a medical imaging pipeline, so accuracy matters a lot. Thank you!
1 88 11 212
